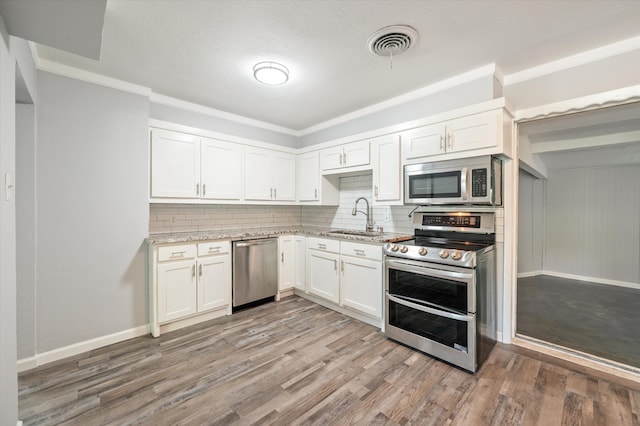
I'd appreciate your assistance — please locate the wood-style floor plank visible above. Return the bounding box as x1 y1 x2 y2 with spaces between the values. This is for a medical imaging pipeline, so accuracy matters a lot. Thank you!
18 296 640 425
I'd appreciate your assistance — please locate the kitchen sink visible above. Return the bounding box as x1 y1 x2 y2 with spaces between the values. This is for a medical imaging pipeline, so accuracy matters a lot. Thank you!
328 230 382 237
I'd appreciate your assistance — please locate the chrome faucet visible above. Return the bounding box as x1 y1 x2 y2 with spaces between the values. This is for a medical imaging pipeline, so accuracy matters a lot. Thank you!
352 197 374 232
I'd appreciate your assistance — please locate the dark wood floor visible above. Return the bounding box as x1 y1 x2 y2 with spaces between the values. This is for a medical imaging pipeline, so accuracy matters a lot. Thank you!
19 296 640 425
517 275 640 368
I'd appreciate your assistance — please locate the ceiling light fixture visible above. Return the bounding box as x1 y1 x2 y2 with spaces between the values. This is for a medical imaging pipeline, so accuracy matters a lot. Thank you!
253 61 289 85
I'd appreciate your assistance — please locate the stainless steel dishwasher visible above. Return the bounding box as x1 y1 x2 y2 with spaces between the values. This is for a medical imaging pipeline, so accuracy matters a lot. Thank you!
232 238 278 308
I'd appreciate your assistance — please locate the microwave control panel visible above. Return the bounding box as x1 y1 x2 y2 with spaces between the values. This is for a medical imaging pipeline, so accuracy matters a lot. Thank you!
421 215 481 228
471 168 487 197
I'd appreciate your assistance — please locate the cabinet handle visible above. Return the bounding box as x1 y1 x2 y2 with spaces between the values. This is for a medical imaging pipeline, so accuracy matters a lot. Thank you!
270 188 273 199
192 264 196 278
314 188 318 199
354 249 366 256
447 133 452 150
208 246 221 253
339 153 344 165
334 259 338 271
274 188 277 199
318 243 326 249
374 185 378 198
440 135 444 151
341 260 344 272
343 152 347 164
198 264 202 277
202 183 206 196
281 252 284 263
170 251 186 257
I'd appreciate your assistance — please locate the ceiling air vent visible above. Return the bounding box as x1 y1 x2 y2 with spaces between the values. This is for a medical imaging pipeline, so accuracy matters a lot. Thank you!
367 25 419 57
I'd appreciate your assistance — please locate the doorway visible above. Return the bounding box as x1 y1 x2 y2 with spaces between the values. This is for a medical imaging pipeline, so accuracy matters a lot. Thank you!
516 103 640 370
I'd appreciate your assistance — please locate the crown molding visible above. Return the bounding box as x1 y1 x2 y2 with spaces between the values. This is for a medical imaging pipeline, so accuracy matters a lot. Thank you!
503 36 640 87
298 63 499 136
149 93 300 136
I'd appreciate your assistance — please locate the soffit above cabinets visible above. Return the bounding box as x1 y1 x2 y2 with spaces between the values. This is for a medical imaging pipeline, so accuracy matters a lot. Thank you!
519 102 640 169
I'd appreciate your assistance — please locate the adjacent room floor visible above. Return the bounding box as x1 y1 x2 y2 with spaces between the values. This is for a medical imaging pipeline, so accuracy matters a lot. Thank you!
517 274 640 369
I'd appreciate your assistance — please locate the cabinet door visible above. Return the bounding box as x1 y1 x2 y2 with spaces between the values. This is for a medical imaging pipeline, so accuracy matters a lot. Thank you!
157 259 197 323
343 140 370 167
320 146 344 171
294 236 306 291
244 147 273 200
373 134 401 203
402 123 446 161
272 152 296 201
298 152 319 201
150 130 200 198
340 256 382 318
200 138 242 200
307 250 340 303
445 110 499 154
197 255 231 313
278 236 295 291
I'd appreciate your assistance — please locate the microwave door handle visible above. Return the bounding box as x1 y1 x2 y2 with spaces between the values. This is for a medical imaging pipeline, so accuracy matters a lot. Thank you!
461 167 469 201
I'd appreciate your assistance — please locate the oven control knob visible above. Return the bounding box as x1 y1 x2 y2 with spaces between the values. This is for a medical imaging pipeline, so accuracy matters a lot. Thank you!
439 250 449 259
451 251 462 261
390 244 399 252
400 246 409 253
418 247 428 256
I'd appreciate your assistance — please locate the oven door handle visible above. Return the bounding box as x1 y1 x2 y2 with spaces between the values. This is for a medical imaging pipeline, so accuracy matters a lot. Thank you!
387 294 471 322
385 259 473 281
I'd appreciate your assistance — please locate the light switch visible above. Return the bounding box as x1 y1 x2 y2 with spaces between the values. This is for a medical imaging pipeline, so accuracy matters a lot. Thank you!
5 173 13 201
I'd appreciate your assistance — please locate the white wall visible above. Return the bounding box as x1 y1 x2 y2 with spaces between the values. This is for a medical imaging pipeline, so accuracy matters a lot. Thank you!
0 15 17 425
16 103 35 360
544 165 640 284
34 71 149 353
517 170 545 274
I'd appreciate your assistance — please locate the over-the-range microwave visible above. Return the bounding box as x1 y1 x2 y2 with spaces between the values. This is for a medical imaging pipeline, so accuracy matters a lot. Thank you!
404 155 502 206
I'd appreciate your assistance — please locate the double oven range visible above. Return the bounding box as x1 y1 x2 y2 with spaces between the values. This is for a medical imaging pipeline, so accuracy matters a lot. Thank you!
384 212 497 372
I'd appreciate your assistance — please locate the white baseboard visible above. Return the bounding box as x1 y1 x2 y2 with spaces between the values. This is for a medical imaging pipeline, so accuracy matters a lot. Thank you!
17 421 23 426
517 270 640 290
17 325 149 372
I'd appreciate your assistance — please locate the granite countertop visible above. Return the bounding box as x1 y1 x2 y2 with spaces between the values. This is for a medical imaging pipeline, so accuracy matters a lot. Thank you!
145 226 413 245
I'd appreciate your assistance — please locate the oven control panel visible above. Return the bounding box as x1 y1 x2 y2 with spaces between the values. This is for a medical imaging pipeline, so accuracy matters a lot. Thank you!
421 215 480 228
383 242 477 268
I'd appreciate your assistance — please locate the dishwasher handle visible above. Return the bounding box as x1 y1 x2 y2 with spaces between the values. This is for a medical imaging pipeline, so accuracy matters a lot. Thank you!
234 239 276 248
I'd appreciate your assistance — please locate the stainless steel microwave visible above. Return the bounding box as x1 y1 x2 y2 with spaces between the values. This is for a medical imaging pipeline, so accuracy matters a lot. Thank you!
404 155 502 205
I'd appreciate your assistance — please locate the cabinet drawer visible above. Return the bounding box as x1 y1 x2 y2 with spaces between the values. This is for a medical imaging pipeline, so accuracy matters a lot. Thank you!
306 237 340 253
340 241 382 261
158 244 197 262
198 241 231 256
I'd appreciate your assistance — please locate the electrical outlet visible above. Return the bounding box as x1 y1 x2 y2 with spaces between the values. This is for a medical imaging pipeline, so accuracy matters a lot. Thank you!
384 207 390 223
170 215 177 224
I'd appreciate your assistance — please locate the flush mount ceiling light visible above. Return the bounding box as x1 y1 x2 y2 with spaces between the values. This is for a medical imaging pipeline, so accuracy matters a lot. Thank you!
253 61 289 85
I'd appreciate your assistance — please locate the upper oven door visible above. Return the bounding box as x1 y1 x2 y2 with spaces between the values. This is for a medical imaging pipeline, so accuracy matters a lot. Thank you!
404 163 467 205
385 258 476 314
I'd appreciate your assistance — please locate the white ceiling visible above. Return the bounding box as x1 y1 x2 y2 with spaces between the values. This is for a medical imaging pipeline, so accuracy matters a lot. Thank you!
23 0 640 132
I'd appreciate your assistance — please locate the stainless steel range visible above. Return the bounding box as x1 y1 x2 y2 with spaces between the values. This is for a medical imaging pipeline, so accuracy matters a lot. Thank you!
384 211 497 372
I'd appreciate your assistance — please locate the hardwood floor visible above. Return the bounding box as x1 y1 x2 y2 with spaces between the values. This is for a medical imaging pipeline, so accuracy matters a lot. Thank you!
19 296 640 425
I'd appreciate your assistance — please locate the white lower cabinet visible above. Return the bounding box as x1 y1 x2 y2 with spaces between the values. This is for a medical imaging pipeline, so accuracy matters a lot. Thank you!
304 237 383 325
151 241 231 336
306 239 340 303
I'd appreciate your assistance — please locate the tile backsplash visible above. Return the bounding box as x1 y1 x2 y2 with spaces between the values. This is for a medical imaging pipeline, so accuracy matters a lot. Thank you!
149 174 416 234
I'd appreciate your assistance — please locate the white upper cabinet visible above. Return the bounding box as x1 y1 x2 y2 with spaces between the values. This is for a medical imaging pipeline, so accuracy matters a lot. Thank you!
244 147 296 201
297 151 320 201
320 140 370 172
150 129 242 201
150 129 200 198
372 133 402 205
200 139 242 200
402 110 502 163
